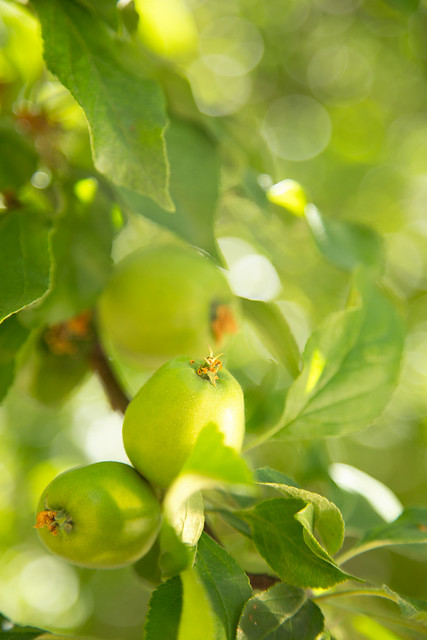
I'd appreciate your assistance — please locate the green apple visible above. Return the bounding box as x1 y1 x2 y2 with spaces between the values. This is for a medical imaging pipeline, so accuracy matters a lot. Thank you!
96 245 239 366
122 353 245 488
20 311 94 406
35 461 161 569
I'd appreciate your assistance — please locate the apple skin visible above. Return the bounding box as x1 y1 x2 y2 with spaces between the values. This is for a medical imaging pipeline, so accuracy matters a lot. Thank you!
96 245 238 366
122 356 245 488
35 462 161 569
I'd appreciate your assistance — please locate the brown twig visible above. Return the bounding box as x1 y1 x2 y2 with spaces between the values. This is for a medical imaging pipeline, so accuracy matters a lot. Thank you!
247 573 280 591
203 520 222 544
89 342 130 414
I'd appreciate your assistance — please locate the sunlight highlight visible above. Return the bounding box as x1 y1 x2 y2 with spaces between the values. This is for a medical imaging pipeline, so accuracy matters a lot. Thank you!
305 349 326 394
329 463 403 522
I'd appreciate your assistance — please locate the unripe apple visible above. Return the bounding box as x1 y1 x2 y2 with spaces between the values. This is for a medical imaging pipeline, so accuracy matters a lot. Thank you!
96 245 239 366
20 311 93 406
35 461 161 569
122 354 245 488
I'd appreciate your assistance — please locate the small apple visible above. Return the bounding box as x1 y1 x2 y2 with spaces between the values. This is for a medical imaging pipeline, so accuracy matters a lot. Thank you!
35 461 161 568
122 353 245 488
96 245 239 366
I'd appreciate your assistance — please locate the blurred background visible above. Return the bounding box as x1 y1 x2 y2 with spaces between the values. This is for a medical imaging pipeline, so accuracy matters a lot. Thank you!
1 0 427 638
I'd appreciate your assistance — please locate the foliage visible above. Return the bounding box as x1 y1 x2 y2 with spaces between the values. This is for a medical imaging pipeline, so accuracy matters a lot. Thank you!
1 0 427 639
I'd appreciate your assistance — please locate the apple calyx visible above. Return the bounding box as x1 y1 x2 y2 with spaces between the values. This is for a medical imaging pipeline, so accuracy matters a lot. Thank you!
191 351 223 386
43 310 93 356
35 509 73 536
211 303 238 344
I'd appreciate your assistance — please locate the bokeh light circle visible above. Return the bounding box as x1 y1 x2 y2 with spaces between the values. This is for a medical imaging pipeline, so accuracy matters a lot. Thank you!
262 94 332 161
200 16 264 77
307 45 373 106
317 0 363 14
187 58 252 116
20 556 79 613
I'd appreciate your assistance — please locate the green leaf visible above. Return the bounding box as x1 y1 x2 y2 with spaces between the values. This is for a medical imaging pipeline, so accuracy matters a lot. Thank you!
118 117 220 258
0 316 29 365
0 631 43 639
159 520 193 579
133 537 162 586
255 467 299 488
296 502 337 563
351 614 415 640
383 0 420 14
243 365 287 436
164 423 253 523
208 509 252 539
28 183 113 324
178 568 217 640
305 205 384 273
161 423 253 575
242 169 269 211
173 492 205 548
315 584 427 622
240 298 301 378
388 587 427 620
0 2 43 84
0 210 51 323
317 633 336 640
180 423 253 484
237 582 324 640
0 613 82 639
76 0 119 29
0 315 30 403
34 0 172 210
195 533 252 640
143 570 220 640
160 493 205 579
270 271 404 440
0 123 38 191
340 508 427 563
0 612 92 638
255 469 345 555
238 498 353 589
328 481 387 536
361 507 427 547
143 577 183 640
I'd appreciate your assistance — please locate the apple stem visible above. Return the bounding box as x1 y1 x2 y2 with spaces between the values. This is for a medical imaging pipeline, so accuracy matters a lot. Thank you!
89 341 130 414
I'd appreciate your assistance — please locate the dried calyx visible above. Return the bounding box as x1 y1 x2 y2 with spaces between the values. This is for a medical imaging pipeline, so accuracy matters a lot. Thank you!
35 509 73 536
43 310 93 356
191 351 223 386
211 303 238 344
